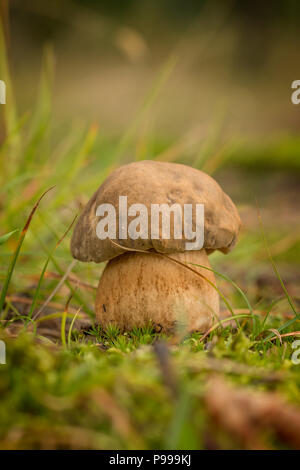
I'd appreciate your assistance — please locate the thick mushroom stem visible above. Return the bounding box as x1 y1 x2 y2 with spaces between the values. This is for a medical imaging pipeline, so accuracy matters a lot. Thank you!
96 249 219 332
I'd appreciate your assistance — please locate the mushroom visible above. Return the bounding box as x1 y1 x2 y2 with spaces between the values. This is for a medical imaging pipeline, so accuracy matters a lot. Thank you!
71 160 241 332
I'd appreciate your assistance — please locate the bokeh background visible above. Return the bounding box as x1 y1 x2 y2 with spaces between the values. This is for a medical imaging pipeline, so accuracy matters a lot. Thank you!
3 0 299 299
0 0 300 450
8 0 300 135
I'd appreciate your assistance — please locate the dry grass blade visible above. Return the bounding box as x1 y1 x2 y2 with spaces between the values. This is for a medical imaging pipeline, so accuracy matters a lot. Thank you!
27 215 77 321
267 328 282 344
43 272 96 291
32 259 77 321
199 313 256 343
267 331 300 342
6 295 81 316
222 308 293 319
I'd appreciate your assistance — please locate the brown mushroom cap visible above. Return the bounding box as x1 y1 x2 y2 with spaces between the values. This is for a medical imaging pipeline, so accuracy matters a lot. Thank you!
71 160 241 263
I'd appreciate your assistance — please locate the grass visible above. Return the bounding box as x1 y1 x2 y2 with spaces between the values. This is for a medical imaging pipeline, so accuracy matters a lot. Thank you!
1 328 300 450
0 33 300 450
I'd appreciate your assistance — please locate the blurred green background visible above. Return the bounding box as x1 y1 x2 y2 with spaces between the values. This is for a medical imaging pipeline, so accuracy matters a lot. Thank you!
0 0 300 451
8 0 300 137
1 0 299 301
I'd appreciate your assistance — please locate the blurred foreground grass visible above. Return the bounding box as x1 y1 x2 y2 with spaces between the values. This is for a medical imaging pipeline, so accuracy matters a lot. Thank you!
1 329 300 450
0 36 300 449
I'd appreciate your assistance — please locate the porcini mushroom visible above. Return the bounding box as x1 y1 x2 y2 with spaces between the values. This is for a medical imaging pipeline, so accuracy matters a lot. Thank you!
71 160 241 332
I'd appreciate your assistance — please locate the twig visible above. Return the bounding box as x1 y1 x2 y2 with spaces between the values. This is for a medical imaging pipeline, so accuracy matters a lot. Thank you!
153 340 178 399
32 260 77 320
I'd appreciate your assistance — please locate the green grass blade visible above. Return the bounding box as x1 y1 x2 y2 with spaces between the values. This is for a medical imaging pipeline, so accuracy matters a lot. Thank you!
200 313 259 343
189 261 259 336
260 296 286 331
68 308 81 348
61 294 72 348
61 309 67 348
26 216 77 321
0 229 18 245
36 236 94 318
257 204 298 316
0 187 54 314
